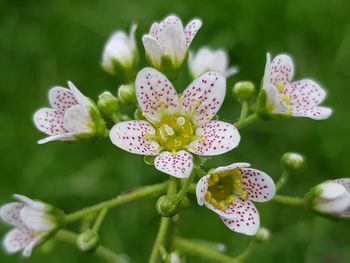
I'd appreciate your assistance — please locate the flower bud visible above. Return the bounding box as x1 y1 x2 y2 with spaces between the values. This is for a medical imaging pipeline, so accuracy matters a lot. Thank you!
118 84 137 105
97 91 119 116
232 81 255 101
306 179 350 219
255 227 271 242
77 229 99 252
156 195 179 217
165 252 185 263
281 152 304 171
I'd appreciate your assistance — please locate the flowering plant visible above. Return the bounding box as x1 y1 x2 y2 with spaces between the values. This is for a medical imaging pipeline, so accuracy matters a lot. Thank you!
1 13 346 263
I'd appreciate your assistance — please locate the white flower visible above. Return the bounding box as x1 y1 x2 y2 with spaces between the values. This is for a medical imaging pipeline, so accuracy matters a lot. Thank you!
196 163 276 235
101 24 138 75
33 81 105 144
109 68 240 178
188 47 238 78
0 195 64 257
142 15 202 76
308 179 350 218
260 53 332 120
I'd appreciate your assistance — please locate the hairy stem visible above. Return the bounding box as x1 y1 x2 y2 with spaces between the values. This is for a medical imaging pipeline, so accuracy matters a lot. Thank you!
65 182 168 223
175 169 198 202
239 101 250 121
276 170 289 192
174 237 239 263
273 195 305 206
55 229 128 263
92 208 108 233
234 113 260 129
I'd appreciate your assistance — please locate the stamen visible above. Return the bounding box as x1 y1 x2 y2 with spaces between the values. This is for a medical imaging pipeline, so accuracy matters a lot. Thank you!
163 124 175 136
177 116 185 126
193 101 201 107
282 95 292 105
277 82 285 92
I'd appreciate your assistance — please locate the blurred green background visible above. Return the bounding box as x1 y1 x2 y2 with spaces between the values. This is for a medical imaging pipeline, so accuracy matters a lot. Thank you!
1 0 350 262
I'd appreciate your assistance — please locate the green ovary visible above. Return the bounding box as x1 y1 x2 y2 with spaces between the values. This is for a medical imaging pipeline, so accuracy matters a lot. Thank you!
156 116 195 151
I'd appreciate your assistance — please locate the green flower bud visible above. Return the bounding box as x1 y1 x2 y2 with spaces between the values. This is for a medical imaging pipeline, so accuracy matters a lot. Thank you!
255 227 271 242
156 194 180 217
77 229 99 252
281 152 304 171
97 91 119 116
118 84 137 105
232 81 255 101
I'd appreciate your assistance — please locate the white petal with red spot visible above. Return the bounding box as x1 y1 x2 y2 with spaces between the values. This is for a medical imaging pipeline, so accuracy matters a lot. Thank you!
196 175 209 205
268 53 294 86
154 150 193 178
135 68 180 122
3 228 36 255
109 120 160 156
63 105 93 134
188 121 240 156
33 108 66 136
48 87 77 113
241 168 276 202
184 19 202 47
212 162 250 175
286 79 326 107
68 81 92 109
142 36 163 67
292 106 332 120
20 206 54 232
0 202 25 227
181 71 226 126
221 199 260 235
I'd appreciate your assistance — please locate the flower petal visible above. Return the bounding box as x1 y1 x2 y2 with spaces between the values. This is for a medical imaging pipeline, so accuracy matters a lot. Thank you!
109 120 160 156
20 206 54 232
135 68 180 122
63 105 93 134
196 175 210 205
292 106 332 120
3 228 35 255
268 53 294 86
0 202 25 227
13 194 46 210
184 19 202 47
33 108 66 136
48 87 78 113
188 121 240 156
212 162 251 175
319 182 346 200
221 199 260 235
37 133 75 144
181 71 226 126
142 35 163 68
149 22 159 38
241 168 276 202
333 178 350 193
68 81 92 109
154 150 193 178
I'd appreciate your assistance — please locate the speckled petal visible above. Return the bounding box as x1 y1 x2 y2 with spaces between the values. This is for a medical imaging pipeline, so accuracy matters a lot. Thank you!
221 199 260 235
33 108 66 136
154 150 193 178
48 87 77 113
212 162 251 175
0 202 25 227
68 81 92 109
268 53 294 86
135 68 180 122
241 168 276 202
184 19 202 47
286 79 326 107
188 121 240 156
3 228 35 255
181 71 226 126
196 175 210 205
333 179 350 193
292 106 332 120
109 120 160 156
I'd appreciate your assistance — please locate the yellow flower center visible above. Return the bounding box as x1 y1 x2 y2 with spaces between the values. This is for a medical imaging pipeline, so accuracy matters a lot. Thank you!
156 116 195 151
205 169 248 210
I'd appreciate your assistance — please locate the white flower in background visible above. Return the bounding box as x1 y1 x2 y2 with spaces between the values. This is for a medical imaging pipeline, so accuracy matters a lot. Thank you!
307 179 350 218
196 163 276 235
259 53 332 120
33 81 106 144
109 68 240 178
101 24 138 76
142 15 202 78
188 47 238 78
0 195 64 257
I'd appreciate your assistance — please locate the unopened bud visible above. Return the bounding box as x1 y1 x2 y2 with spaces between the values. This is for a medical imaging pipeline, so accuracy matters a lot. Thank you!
232 81 255 101
97 91 119 116
281 152 304 171
156 195 180 217
77 229 99 252
255 227 271 242
118 84 136 105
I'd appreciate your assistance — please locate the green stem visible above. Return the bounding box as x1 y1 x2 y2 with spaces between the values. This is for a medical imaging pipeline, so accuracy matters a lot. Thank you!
175 169 198 202
235 240 256 262
65 182 168 223
174 237 239 263
276 170 289 192
55 229 128 263
234 113 259 129
239 101 250 121
273 195 305 206
92 208 108 233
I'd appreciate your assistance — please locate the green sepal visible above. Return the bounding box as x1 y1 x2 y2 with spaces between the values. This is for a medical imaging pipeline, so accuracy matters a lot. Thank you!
108 52 138 84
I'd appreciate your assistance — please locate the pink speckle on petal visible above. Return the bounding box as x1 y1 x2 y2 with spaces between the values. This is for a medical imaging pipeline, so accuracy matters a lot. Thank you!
155 150 194 178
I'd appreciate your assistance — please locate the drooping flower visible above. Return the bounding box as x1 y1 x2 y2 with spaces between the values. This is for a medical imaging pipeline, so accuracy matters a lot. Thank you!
142 15 202 80
258 53 332 120
109 68 240 178
0 195 64 257
196 163 276 235
306 178 350 219
188 47 238 78
33 81 106 144
101 24 138 79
